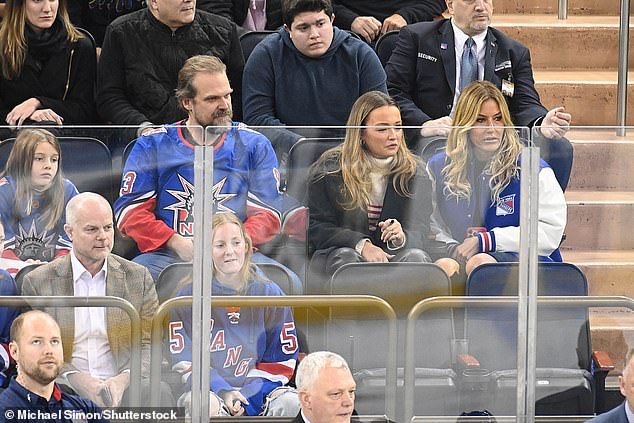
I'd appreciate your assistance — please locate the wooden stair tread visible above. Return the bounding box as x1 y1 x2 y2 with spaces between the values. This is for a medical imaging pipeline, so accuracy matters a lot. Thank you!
562 249 634 264
565 190 634 204
534 70 634 83
493 14 631 27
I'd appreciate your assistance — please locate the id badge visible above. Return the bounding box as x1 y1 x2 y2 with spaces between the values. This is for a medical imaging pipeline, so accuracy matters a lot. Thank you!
501 79 515 97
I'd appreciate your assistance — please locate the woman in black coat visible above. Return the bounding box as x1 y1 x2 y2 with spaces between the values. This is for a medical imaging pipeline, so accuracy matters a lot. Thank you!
307 91 439 279
0 0 96 126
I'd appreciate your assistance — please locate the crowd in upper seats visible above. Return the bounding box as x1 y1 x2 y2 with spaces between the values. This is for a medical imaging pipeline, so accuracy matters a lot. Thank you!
0 0 577 416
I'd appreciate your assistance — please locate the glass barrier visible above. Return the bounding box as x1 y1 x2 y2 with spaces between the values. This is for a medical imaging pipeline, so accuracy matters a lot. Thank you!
0 123 631 423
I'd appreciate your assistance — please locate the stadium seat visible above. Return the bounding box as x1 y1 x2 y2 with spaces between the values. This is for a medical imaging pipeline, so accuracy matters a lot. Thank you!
345 30 363 41
375 30 400 67
419 136 447 162
0 137 114 202
121 139 137 171
285 137 343 203
462 262 612 416
14 263 42 294
239 30 275 62
318 262 458 419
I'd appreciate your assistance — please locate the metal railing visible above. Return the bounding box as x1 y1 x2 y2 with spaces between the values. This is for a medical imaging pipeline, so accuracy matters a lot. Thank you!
151 295 398 420
0 296 142 406
404 295 634 423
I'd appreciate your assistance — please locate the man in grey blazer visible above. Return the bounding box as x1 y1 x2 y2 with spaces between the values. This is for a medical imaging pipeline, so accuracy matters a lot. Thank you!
586 349 634 422
21 192 158 408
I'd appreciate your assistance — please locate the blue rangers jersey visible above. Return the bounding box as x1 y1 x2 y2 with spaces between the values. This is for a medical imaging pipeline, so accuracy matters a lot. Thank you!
0 176 77 262
169 276 298 416
427 151 566 261
114 122 286 252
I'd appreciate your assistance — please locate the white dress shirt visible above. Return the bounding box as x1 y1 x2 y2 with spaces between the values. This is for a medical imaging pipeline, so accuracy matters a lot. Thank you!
626 400 634 423
451 19 487 114
70 252 118 380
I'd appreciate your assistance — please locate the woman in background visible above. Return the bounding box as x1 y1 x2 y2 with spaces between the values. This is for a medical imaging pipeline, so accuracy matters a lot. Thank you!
0 0 96 126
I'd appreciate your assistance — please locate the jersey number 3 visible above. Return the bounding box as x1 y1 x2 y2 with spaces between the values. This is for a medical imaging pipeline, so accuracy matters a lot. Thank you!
120 171 137 196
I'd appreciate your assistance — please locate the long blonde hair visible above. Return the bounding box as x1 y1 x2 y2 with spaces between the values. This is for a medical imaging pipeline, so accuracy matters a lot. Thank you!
0 0 83 79
313 91 420 210
442 81 523 203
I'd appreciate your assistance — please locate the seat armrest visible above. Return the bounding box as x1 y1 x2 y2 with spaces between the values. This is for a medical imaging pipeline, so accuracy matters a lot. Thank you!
592 350 615 371
592 350 615 414
457 354 480 369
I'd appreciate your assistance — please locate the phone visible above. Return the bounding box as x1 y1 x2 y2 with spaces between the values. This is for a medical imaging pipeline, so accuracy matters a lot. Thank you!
99 386 113 407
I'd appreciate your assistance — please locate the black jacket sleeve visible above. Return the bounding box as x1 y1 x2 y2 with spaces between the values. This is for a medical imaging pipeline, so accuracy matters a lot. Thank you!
96 23 150 125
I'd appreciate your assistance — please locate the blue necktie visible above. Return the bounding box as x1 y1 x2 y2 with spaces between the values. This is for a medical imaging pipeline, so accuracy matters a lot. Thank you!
460 37 478 91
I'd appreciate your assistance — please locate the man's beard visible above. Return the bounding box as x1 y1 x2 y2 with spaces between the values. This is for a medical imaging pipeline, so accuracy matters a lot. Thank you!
208 109 233 128
21 361 61 386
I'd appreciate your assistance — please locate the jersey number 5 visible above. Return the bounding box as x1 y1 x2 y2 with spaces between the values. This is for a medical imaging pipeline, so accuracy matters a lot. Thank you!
280 322 298 354
169 321 185 354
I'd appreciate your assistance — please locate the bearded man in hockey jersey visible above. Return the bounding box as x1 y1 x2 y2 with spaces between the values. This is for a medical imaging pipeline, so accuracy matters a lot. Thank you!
114 55 304 285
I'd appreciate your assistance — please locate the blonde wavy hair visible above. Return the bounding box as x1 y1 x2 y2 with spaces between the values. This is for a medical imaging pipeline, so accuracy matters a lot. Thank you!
0 0 83 79
313 91 420 211
442 81 523 203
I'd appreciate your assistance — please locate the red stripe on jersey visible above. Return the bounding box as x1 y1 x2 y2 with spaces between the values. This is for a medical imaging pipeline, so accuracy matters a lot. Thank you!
254 362 295 380
118 197 176 252
244 206 281 246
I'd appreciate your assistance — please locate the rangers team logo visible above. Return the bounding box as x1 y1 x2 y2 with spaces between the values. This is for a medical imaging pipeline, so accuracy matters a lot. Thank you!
14 222 56 261
226 306 241 324
496 194 516 216
166 174 236 236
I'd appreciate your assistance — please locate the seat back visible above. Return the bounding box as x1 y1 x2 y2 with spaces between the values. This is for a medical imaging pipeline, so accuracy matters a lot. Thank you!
419 136 447 162
239 30 275 61
156 262 298 303
464 262 592 415
375 30 400 67
324 263 458 417
345 30 363 40
0 137 114 201
122 139 137 171
14 263 43 294
285 137 343 202
256 262 300 295
156 262 192 303
329 262 451 319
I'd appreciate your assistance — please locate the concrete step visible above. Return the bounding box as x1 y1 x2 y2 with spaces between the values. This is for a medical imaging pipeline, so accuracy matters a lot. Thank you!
564 191 634 249
590 309 634 374
496 0 631 16
567 137 634 190
533 71 634 126
492 15 634 70
563 250 634 373
563 249 634 296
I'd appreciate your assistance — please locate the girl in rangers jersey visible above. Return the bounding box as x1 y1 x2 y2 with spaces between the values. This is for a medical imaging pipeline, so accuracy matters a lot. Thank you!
427 81 566 276
0 128 77 265
169 213 299 417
